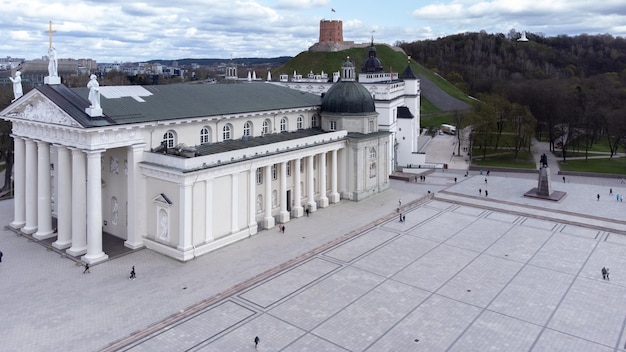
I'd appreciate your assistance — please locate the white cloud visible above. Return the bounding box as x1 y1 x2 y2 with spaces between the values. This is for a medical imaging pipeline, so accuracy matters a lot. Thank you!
276 0 329 9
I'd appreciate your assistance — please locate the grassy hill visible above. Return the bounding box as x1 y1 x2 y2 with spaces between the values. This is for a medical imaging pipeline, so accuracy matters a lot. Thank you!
272 45 474 117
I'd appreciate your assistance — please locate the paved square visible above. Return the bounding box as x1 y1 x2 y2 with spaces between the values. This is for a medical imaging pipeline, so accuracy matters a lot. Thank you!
3 175 626 352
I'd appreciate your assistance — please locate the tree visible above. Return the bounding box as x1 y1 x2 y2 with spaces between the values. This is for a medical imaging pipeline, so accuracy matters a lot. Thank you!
509 103 536 158
468 95 498 160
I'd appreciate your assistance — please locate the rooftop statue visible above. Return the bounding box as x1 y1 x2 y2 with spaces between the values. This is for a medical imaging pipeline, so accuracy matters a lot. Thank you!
48 46 58 77
9 71 23 102
87 74 101 109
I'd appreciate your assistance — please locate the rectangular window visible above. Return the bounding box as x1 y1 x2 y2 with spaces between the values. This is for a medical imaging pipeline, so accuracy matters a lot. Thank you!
256 168 263 184
272 164 277 180
286 161 291 176
329 120 336 131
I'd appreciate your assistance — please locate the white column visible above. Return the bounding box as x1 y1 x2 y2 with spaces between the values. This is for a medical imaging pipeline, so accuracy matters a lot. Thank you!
125 144 145 249
10 136 25 229
82 150 108 264
22 138 38 234
329 149 340 203
292 158 303 217
52 145 71 249
231 173 240 233
67 148 87 256
248 169 257 235
318 152 329 208
263 165 274 229
178 182 193 255
306 155 317 212
205 179 214 242
34 141 54 240
278 161 289 223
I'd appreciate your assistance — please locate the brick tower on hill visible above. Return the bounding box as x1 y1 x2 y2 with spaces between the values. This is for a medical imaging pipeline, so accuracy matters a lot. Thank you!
319 20 343 44
309 20 355 52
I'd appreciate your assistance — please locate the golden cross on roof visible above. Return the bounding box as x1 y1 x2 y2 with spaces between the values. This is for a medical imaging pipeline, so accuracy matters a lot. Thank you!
45 20 56 48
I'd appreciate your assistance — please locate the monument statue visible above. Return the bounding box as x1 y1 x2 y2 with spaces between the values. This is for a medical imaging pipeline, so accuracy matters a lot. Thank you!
524 153 565 201
87 74 101 109
48 46 58 77
9 71 23 101
540 153 548 168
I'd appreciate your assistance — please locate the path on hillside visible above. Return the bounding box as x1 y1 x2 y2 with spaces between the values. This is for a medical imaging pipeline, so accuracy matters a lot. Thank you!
418 74 471 112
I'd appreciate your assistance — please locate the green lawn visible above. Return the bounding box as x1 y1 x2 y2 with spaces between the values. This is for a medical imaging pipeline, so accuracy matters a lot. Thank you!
420 98 441 115
472 150 536 169
558 157 626 174
421 113 454 129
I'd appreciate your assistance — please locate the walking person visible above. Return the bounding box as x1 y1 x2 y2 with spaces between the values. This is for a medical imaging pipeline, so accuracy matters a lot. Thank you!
130 266 136 280
0 250 3 263
485 190 488 197
399 214 403 222
479 188 482 196
563 176 566 183
602 267 607 280
254 336 260 350
83 263 90 274
610 188 613 195
305 208 310 217
597 193 600 201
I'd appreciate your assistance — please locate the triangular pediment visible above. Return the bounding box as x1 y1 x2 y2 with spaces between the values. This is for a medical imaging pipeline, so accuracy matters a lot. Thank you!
152 193 173 205
1 90 82 128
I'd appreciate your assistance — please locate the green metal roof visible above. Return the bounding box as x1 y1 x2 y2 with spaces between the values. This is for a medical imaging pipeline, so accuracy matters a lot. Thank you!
71 82 321 126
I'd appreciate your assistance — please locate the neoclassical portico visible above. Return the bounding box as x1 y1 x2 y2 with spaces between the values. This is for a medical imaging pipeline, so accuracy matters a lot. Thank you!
1 78 392 263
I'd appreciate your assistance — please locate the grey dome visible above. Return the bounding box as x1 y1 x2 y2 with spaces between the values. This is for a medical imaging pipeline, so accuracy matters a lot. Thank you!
361 44 383 73
321 80 375 114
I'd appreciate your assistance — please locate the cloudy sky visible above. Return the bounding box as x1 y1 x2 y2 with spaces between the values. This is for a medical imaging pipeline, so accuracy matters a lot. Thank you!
1 0 625 63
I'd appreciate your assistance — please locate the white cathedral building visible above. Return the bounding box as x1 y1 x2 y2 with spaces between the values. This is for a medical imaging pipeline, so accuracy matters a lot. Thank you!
0 55 417 263
271 42 424 171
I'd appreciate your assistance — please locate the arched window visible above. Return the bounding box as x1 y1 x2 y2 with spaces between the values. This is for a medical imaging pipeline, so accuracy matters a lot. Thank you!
311 114 318 128
200 127 210 144
370 147 377 159
243 121 252 137
222 124 232 140
163 130 176 148
297 115 304 129
262 119 271 135
280 117 288 132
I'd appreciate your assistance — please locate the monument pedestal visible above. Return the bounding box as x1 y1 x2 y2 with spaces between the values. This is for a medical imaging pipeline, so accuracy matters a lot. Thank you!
524 167 567 201
85 107 103 117
44 76 61 85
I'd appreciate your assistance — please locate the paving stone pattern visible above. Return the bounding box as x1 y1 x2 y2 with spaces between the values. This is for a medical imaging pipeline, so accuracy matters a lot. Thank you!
3 174 626 351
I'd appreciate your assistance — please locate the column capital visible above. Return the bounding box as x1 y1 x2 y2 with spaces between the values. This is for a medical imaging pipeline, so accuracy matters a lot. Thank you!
129 143 147 151
84 149 105 156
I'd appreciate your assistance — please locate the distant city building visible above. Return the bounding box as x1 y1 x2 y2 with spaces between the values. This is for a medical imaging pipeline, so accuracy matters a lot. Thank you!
0 57 25 71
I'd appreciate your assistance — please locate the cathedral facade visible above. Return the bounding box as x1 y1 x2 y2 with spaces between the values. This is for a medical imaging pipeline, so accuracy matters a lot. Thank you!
0 59 391 262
